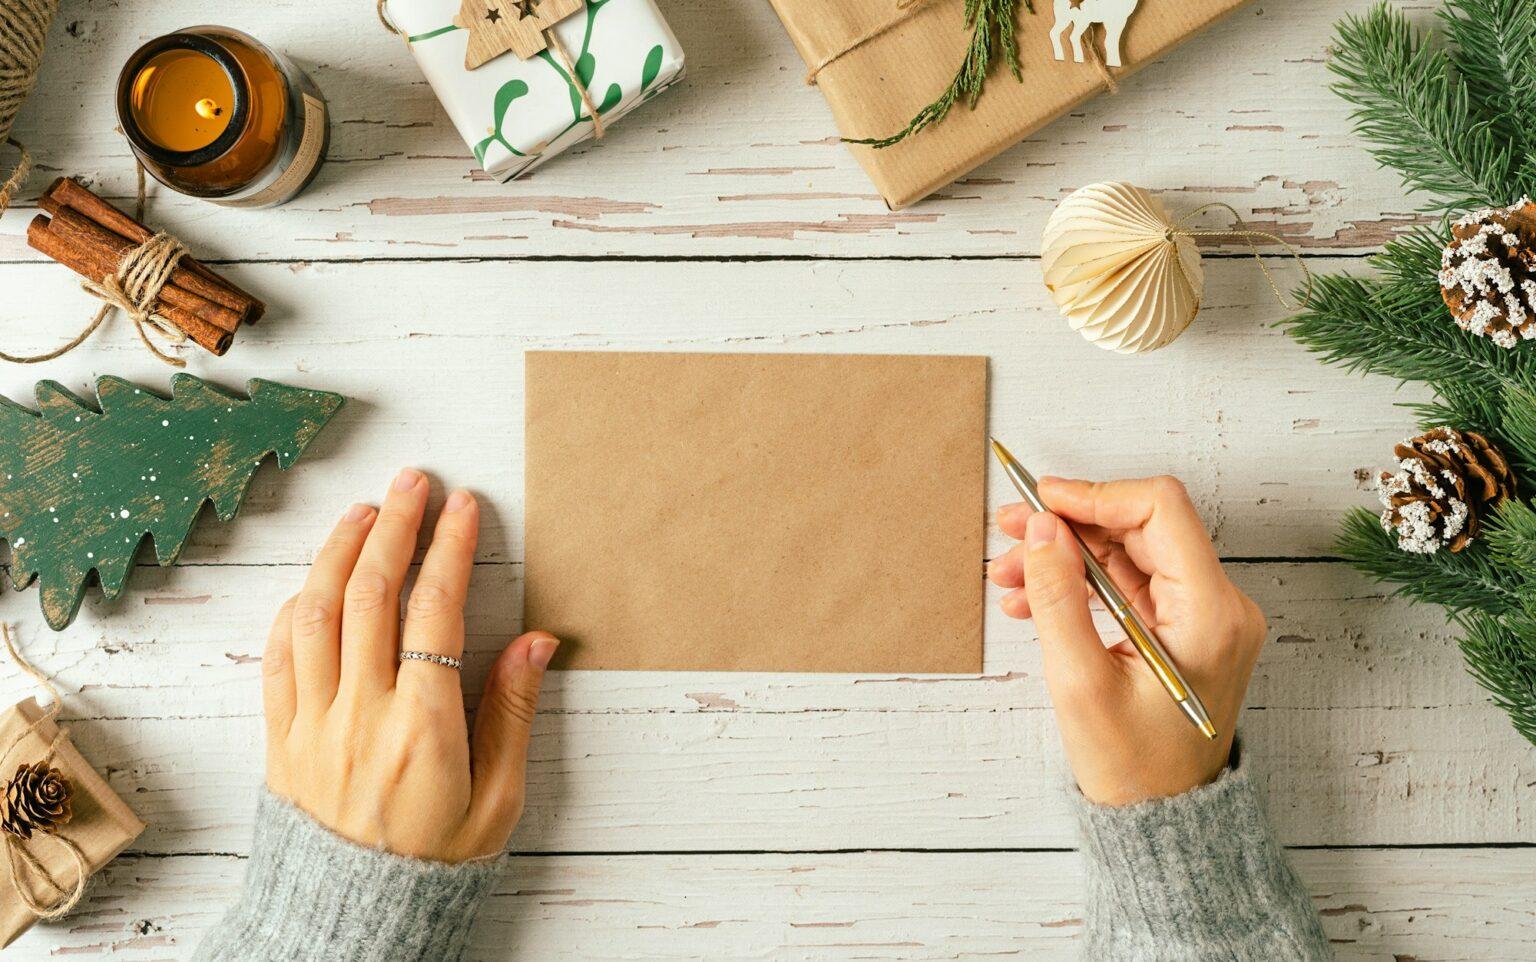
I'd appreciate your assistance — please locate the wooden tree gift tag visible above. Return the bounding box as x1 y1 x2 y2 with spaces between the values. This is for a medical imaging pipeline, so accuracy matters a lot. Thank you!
454 0 586 68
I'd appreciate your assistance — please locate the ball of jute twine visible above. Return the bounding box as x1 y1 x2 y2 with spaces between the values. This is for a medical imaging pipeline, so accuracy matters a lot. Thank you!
0 0 61 215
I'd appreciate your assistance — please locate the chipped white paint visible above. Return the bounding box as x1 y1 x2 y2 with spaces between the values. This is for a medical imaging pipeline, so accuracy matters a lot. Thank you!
0 258 1427 564
0 0 1424 260
18 850 1536 960
0 0 1523 955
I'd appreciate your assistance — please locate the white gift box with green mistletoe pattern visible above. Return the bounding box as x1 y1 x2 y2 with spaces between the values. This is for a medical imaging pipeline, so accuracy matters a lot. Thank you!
388 0 684 180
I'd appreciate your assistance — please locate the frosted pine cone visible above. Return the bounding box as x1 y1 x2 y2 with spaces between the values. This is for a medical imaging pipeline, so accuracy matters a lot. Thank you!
1 761 73 840
1439 198 1536 348
1378 427 1515 554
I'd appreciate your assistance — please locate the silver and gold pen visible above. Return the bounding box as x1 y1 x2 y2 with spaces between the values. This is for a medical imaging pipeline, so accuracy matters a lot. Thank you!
990 438 1218 740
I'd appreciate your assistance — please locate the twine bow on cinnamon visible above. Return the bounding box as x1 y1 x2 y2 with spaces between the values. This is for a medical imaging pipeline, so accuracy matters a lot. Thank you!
0 166 191 368
0 625 88 921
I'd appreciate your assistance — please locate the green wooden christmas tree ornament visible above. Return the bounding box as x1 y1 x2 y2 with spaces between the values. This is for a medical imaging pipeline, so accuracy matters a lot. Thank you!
0 375 344 630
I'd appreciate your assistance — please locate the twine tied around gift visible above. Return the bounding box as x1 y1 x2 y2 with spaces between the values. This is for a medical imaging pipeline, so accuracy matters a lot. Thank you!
803 0 937 86
1170 202 1315 311
0 163 191 368
0 625 88 921
0 0 61 216
376 0 605 139
833 0 1124 147
807 0 1118 92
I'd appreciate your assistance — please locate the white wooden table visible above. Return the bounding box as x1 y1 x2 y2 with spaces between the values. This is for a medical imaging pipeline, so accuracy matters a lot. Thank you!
2 1 1534 958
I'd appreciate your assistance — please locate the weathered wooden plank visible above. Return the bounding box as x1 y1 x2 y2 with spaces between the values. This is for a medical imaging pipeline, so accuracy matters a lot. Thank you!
0 0 1420 260
0 562 1474 718
60 705 1532 853
0 257 1426 569
11 849 1536 960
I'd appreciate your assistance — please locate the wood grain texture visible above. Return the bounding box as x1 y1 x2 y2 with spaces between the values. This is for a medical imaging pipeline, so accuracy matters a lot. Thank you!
12 849 1536 960
0 257 1426 569
0 0 1515 956
0 0 1424 260
0 562 1526 855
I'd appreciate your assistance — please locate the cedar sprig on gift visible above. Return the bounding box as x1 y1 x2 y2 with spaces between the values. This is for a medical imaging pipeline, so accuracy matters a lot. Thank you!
846 0 1031 149
1 762 72 841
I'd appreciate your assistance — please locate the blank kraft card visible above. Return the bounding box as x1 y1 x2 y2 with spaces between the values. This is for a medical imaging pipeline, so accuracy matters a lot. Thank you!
524 351 986 672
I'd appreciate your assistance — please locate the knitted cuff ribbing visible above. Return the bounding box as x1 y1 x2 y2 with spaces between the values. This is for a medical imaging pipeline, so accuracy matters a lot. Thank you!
193 790 503 962
1074 754 1333 961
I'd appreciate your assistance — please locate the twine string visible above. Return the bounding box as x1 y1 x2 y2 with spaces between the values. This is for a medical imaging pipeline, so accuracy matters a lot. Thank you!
545 30 604 139
1 163 189 367
805 0 936 86
377 0 402 36
1169 201 1314 311
1084 30 1119 94
0 625 88 920
806 0 1123 100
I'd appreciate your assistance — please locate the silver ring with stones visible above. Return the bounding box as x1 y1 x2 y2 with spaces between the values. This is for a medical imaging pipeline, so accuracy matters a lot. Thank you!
399 650 462 671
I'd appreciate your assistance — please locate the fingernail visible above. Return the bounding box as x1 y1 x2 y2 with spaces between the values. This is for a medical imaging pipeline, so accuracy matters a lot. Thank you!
999 502 1025 521
393 468 423 492
1026 512 1057 548
444 489 474 513
529 637 559 669
343 503 372 524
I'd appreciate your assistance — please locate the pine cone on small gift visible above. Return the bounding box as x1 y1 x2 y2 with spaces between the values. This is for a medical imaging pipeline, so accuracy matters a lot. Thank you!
1 761 73 840
1377 427 1516 554
1440 198 1536 348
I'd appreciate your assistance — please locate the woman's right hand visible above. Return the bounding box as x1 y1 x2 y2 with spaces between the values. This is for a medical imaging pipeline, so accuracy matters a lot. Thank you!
987 476 1266 807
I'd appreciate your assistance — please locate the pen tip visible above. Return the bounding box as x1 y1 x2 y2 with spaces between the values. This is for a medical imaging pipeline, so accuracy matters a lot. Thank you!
1199 718 1218 741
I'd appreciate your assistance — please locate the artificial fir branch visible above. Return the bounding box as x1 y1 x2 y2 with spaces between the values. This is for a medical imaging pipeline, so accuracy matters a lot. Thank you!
1287 271 1536 394
1330 3 1514 211
1291 0 1536 744
1460 612 1536 743
1335 508 1523 615
846 0 1030 149
1440 0 1536 190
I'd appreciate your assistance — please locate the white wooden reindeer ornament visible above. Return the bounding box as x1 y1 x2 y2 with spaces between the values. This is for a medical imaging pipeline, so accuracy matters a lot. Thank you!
1050 0 1141 68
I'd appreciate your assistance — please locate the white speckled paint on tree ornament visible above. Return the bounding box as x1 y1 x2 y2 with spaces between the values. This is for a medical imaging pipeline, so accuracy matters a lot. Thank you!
386 0 685 180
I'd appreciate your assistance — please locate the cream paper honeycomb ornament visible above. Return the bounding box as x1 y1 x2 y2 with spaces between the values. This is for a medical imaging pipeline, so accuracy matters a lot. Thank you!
1042 182 1205 354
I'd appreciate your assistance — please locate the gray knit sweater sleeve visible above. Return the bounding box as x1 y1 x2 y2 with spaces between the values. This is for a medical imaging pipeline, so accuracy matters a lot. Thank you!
1075 754 1332 961
193 791 503 962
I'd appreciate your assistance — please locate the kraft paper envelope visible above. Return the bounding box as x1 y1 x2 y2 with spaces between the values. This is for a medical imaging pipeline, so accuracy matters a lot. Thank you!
524 351 987 672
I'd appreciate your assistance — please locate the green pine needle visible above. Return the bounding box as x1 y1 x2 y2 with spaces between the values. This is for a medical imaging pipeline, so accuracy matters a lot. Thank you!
1335 508 1524 615
1459 612 1536 744
1330 3 1515 211
846 0 1030 149
1290 0 1536 745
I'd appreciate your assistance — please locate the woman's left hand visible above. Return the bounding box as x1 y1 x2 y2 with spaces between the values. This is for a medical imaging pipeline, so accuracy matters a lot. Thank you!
263 468 558 862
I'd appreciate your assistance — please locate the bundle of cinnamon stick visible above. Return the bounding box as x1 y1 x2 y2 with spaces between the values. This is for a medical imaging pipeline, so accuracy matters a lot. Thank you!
26 178 263 356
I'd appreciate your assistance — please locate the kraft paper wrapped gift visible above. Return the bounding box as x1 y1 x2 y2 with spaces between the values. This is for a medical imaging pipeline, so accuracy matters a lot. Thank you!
386 0 685 181
0 698 146 948
767 0 1251 208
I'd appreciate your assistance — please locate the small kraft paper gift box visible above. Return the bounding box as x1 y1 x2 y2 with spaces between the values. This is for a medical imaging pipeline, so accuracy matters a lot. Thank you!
385 0 685 181
0 696 146 947
768 0 1250 208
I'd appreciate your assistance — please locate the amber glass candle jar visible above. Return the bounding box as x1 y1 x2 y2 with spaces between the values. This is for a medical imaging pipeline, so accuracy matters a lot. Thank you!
117 27 329 208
